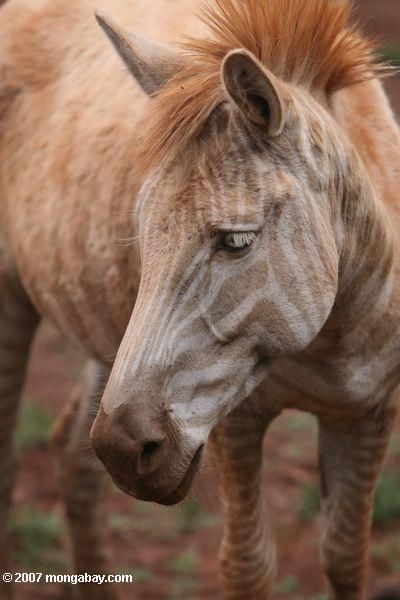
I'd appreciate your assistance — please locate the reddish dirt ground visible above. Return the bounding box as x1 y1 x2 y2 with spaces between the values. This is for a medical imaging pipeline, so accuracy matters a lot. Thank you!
4 2 400 600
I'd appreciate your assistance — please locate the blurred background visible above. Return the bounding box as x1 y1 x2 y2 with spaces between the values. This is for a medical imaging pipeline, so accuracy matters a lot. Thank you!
8 1 400 599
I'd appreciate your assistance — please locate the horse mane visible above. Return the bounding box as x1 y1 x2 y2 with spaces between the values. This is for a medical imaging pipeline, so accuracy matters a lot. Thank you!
138 0 386 172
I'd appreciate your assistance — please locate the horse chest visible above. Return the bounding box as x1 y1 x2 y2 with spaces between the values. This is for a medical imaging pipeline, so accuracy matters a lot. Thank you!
261 345 400 422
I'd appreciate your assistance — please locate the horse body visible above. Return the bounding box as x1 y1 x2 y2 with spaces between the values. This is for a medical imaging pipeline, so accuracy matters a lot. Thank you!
0 0 201 359
0 0 397 361
0 0 400 598
0 0 398 364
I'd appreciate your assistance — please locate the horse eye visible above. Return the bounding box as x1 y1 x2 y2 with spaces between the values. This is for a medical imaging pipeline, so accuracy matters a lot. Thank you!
219 231 258 252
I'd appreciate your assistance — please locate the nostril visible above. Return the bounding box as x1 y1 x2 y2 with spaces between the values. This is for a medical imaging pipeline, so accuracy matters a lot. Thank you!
141 440 161 462
138 440 164 474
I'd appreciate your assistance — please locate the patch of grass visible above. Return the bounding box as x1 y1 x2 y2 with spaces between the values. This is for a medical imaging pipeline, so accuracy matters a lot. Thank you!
274 575 299 593
312 594 329 600
371 539 400 575
10 506 64 570
127 503 173 538
15 404 53 450
169 577 198 600
168 549 198 575
379 45 400 68
176 499 216 533
284 412 317 433
108 514 132 531
168 549 199 599
370 543 393 572
134 501 152 515
131 567 154 583
388 431 400 457
373 471 400 526
117 566 154 583
299 483 320 521
371 542 390 562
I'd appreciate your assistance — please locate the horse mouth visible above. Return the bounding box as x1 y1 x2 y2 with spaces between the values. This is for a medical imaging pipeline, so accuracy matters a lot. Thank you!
156 445 204 506
111 444 204 505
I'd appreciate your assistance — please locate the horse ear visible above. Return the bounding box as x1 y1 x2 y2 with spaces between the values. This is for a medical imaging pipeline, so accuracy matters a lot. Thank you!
95 12 187 95
222 49 285 137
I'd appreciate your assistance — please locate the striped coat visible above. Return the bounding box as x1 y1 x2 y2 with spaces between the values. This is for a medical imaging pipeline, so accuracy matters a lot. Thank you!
0 0 399 598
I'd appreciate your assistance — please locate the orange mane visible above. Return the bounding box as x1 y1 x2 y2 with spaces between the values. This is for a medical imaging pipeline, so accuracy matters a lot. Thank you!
137 0 385 172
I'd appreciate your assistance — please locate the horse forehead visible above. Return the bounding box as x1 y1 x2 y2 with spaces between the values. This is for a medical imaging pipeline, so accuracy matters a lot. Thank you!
140 137 303 222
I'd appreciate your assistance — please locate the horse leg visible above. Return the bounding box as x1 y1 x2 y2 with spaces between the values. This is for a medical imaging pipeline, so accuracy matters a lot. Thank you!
51 360 119 600
209 398 278 599
318 408 397 600
0 272 39 597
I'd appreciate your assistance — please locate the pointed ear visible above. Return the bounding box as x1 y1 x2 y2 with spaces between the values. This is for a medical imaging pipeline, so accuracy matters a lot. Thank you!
222 49 285 137
95 12 187 95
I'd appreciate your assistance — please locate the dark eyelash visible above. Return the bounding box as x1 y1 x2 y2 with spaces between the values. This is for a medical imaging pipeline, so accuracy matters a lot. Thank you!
220 231 257 250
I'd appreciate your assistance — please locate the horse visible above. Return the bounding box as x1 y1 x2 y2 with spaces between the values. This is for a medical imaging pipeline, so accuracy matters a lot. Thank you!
0 0 400 597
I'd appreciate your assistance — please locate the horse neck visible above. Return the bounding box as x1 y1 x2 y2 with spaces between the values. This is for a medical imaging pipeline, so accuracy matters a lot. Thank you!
329 145 398 337
333 80 400 215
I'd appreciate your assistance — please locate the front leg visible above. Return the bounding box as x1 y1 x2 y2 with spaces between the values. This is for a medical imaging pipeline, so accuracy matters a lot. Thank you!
51 361 117 600
318 405 398 600
209 398 279 599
